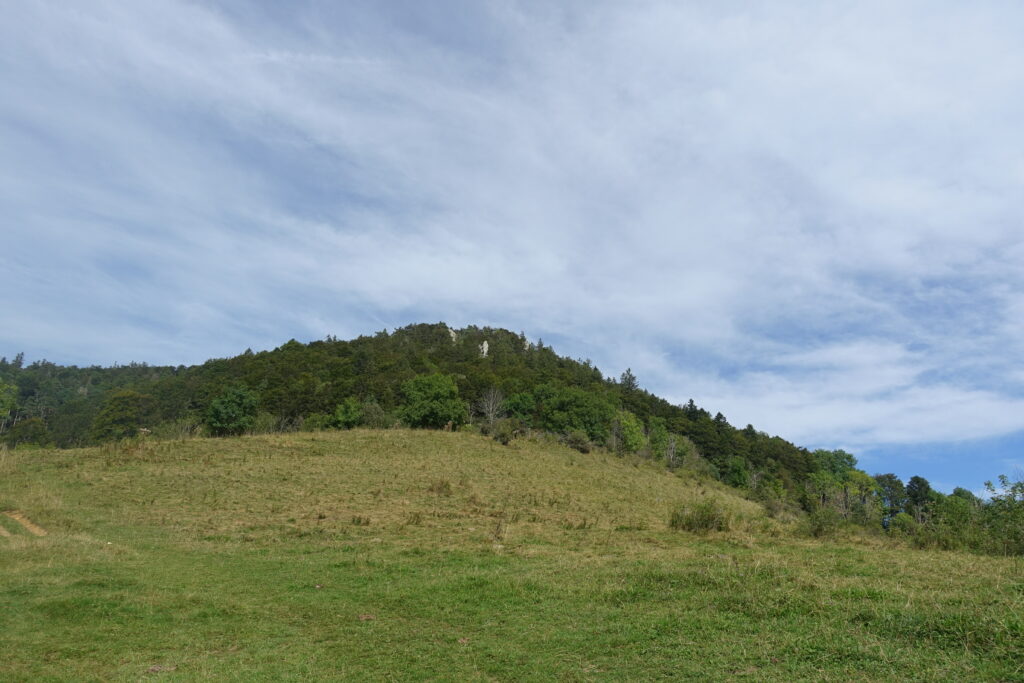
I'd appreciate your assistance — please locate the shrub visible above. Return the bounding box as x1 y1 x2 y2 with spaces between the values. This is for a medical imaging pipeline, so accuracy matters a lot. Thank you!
303 412 335 431
248 412 279 435
90 389 155 441
889 511 918 536
807 508 843 538
4 417 53 448
669 499 731 533
492 418 520 445
613 410 645 455
399 374 468 429
333 397 363 429
564 429 591 453
205 386 258 437
361 400 390 429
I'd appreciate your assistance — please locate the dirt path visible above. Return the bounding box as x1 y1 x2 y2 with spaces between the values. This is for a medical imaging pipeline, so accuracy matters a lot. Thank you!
3 511 47 536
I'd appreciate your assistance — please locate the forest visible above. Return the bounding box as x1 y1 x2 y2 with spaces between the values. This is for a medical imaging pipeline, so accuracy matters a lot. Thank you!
1 322 1021 555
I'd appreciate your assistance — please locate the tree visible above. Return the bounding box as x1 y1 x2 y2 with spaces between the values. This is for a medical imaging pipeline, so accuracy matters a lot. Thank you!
90 389 155 441
905 475 933 522
619 368 639 392
4 416 52 448
813 449 858 478
722 455 750 488
612 410 645 454
983 475 1024 555
647 416 669 460
0 380 16 434
205 386 258 436
873 473 907 523
333 397 363 429
399 373 468 429
474 387 505 430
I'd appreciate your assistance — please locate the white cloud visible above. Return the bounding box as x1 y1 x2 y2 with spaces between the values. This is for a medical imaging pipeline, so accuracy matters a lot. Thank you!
2 0 1024 466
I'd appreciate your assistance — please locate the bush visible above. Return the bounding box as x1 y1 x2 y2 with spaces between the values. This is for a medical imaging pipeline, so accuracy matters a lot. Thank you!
4 417 53 448
333 397 363 429
669 498 731 533
613 410 645 454
205 386 258 436
90 390 155 441
806 508 843 538
303 412 335 431
492 418 520 445
248 412 279 435
888 511 918 536
361 400 390 429
399 374 468 429
564 429 591 453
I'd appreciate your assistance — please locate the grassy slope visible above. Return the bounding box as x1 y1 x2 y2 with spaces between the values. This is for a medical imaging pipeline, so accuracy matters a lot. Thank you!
1 430 1022 681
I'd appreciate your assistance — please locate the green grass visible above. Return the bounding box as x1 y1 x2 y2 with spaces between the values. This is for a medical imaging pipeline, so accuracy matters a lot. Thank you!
1 430 1022 680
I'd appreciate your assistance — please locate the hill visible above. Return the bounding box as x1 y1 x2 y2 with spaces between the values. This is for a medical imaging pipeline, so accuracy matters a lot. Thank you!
1 430 1021 680
3 322 1023 557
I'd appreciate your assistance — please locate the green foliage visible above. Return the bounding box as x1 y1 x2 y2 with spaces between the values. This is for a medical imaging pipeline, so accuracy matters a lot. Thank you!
721 455 751 488
13 320 1024 557
563 429 591 453
613 410 645 454
503 392 535 422
333 397 363 429
982 475 1024 555
492 417 520 446
806 508 843 537
536 385 616 442
360 399 390 429
0 380 15 416
874 473 908 520
400 373 468 429
889 512 918 536
90 390 155 442
647 416 669 460
4 417 53 447
302 413 335 431
813 449 857 479
906 476 932 508
205 386 258 436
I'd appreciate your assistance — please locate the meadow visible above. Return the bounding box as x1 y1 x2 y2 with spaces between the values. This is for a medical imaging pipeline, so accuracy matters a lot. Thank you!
1 430 1022 681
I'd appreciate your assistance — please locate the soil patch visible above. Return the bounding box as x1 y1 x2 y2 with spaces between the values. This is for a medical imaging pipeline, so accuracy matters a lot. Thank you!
3 511 47 536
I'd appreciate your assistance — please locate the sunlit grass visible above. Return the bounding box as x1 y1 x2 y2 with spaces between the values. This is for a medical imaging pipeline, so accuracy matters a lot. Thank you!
2 430 1021 680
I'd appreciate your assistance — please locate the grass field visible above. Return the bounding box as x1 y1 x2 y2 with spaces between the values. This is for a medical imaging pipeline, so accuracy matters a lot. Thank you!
1 430 1022 681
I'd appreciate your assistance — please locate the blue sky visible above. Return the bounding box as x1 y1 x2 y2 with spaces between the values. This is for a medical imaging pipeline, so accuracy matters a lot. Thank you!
3 1 1024 493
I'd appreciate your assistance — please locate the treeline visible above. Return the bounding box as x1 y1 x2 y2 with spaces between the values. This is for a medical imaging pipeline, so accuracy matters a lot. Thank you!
804 452 1024 555
0 324 818 492
1 322 1021 554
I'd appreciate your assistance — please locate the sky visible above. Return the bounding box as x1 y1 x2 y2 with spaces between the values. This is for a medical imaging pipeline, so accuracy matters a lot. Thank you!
3 1 1024 493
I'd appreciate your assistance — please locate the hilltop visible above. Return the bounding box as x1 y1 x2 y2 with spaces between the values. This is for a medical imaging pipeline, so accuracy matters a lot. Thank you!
2 322 1023 557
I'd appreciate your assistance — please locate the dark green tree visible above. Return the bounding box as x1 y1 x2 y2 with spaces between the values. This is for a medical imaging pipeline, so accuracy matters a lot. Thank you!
873 473 907 522
0 380 16 434
4 417 52 447
205 386 258 436
905 475 933 521
399 373 468 429
90 389 155 441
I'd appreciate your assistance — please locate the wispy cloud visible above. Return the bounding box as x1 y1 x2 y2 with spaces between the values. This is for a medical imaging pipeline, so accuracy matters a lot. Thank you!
3 1 1024 487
